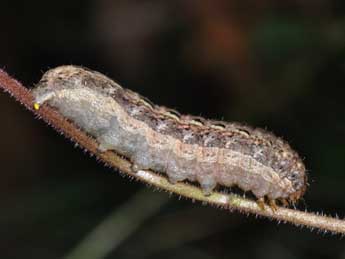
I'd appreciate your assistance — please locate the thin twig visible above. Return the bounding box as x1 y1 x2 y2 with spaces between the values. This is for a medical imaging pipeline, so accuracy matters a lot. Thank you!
0 68 344 234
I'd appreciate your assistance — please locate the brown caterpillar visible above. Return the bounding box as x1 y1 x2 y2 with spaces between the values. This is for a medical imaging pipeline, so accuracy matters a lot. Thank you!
32 65 307 207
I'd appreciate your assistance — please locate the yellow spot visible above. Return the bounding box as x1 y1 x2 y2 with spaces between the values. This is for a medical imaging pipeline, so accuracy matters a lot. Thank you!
33 103 40 110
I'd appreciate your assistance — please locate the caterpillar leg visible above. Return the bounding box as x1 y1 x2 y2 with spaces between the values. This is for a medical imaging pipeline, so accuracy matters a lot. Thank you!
199 176 216 196
131 163 146 173
167 175 181 184
256 198 265 210
269 199 278 212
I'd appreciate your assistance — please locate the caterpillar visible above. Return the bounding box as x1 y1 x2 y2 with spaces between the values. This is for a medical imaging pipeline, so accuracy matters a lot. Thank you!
32 65 307 208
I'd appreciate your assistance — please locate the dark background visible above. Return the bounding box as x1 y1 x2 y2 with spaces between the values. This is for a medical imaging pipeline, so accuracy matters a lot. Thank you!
0 1 345 258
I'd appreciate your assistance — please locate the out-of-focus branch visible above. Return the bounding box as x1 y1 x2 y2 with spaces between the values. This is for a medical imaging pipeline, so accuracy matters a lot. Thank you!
0 68 344 235
63 189 169 259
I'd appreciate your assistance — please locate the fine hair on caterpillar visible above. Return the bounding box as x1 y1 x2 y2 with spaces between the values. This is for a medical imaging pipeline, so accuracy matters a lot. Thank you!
32 65 307 208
